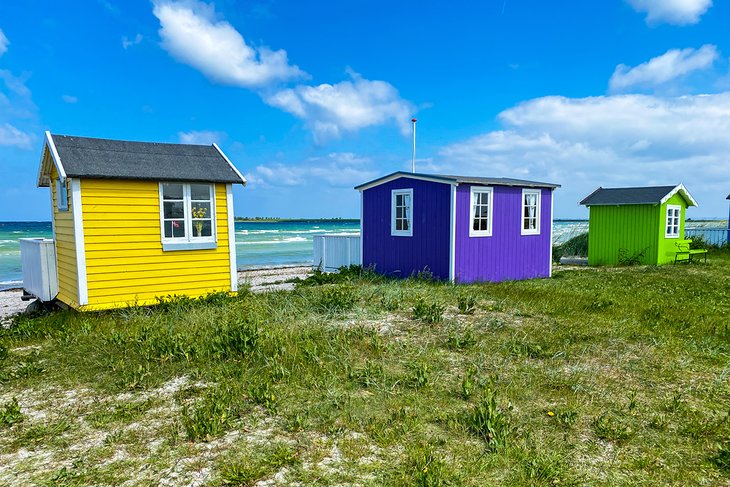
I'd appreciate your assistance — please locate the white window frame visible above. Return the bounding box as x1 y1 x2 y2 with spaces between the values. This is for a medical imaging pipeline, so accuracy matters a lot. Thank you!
665 204 681 238
159 182 217 251
391 188 413 237
521 189 541 236
56 178 68 211
469 186 493 237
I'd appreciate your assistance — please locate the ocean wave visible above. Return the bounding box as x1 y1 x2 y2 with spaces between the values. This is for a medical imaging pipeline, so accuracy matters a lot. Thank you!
237 236 309 245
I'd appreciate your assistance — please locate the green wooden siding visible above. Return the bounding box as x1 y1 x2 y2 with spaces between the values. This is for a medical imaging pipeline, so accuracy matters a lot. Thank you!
657 193 687 265
588 204 660 265
587 193 690 266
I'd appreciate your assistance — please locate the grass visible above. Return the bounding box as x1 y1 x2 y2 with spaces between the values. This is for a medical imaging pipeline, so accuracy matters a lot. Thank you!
1 251 729 484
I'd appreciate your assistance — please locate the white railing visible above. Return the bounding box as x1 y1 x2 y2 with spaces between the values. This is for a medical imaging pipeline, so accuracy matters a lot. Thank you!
685 227 728 246
313 234 361 272
20 238 58 302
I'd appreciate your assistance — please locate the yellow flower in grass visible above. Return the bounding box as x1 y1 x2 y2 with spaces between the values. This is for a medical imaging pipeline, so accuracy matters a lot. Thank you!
547 411 555 417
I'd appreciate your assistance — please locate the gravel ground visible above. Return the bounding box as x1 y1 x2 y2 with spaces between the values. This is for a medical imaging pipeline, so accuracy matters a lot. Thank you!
0 265 314 323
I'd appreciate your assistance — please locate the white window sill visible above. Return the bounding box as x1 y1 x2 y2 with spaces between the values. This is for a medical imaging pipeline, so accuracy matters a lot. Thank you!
162 241 217 251
391 232 413 237
665 235 680 239
469 231 492 238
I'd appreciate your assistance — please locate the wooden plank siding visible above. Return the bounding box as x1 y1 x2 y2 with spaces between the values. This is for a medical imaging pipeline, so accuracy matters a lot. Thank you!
454 185 553 282
657 193 688 264
79 179 232 310
362 177 451 280
50 164 79 307
587 204 660 266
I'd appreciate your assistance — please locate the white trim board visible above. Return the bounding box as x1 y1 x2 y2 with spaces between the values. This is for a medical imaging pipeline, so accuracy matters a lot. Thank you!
660 184 698 207
213 143 247 186
38 132 67 187
549 190 554 278
357 173 456 192
70 179 88 306
226 184 238 292
449 184 456 282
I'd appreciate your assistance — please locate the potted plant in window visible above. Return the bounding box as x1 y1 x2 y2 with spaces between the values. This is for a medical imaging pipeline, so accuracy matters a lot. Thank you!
192 206 207 236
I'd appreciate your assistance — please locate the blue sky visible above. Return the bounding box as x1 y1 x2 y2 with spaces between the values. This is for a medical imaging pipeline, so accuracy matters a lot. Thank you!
1 0 729 220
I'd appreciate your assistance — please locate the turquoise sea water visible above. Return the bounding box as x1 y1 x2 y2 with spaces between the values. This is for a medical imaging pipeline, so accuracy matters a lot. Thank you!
1 219 725 289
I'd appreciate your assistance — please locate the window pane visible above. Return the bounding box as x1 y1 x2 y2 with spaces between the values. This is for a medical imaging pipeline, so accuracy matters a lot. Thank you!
479 219 487 231
190 184 211 201
162 183 184 200
396 207 403 219
473 220 479 231
396 194 403 206
165 219 185 238
402 219 409 231
403 194 410 206
163 201 184 218
192 219 213 237
191 202 211 220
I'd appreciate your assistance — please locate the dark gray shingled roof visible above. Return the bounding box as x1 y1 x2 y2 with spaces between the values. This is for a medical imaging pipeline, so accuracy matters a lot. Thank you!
354 171 560 190
580 185 682 206
50 134 245 184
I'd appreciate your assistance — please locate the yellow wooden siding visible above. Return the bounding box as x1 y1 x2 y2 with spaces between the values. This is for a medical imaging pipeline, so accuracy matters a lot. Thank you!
49 164 79 308
80 179 232 310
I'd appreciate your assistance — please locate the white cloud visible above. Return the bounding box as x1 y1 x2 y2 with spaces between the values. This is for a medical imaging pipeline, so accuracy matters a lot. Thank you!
152 0 305 88
609 45 718 92
0 29 8 57
178 130 226 145
62 95 78 104
626 0 712 25
437 93 730 216
122 33 143 49
0 123 32 148
246 152 378 188
265 70 414 142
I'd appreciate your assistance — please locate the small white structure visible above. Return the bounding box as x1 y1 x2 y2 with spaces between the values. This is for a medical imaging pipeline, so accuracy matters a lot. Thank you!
20 238 58 302
313 234 361 272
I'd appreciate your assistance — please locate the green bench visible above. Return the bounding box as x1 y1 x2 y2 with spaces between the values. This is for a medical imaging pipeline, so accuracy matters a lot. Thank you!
674 239 708 264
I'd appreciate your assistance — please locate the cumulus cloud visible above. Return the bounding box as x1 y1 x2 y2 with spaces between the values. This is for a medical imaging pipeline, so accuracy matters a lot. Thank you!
152 0 305 88
609 45 718 92
265 70 414 142
437 93 730 216
0 29 8 57
246 152 378 188
178 130 225 145
626 0 712 25
0 123 32 148
122 33 143 49
62 95 78 104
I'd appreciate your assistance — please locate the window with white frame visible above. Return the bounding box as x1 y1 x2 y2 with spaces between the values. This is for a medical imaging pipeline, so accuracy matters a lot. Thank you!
56 179 68 211
160 183 216 245
521 189 541 235
470 186 493 237
391 189 413 236
666 205 680 238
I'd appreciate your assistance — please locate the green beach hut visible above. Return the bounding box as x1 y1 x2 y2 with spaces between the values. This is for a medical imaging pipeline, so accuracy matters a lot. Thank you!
580 184 698 266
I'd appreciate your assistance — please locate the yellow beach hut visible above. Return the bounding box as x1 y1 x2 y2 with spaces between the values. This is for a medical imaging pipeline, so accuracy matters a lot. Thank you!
33 132 246 311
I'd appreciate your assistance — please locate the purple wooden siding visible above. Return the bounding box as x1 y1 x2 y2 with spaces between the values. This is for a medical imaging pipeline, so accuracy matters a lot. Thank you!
362 177 451 279
454 185 552 283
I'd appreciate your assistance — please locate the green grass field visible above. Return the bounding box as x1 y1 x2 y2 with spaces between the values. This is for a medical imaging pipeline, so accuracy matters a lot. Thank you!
1 253 729 485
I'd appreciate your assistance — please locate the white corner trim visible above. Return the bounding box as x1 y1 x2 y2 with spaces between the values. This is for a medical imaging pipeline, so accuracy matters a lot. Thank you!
390 188 413 237
660 183 698 207
359 191 364 266
38 131 67 187
449 184 456 282
549 190 554 277
213 143 247 186
521 188 541 236
70 179 88 305
468 186 493 237
226 184 238 292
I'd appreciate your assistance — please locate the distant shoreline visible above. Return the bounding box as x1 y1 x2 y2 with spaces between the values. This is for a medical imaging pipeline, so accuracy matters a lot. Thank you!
233 218 360 223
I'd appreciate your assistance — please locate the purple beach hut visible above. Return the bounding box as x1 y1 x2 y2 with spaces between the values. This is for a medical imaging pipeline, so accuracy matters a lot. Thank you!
355 172 560 283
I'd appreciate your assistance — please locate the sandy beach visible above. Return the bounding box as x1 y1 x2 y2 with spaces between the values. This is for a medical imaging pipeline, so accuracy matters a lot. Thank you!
0 265 313 323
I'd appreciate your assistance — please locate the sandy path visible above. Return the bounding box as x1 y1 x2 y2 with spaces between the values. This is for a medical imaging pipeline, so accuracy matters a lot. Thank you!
0 265 314 323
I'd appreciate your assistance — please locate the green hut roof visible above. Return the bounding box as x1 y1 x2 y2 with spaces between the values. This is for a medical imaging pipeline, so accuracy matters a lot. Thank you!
580 184 697 207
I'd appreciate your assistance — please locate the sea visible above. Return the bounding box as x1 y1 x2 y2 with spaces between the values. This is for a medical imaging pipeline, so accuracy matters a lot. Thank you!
0 219 725 290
